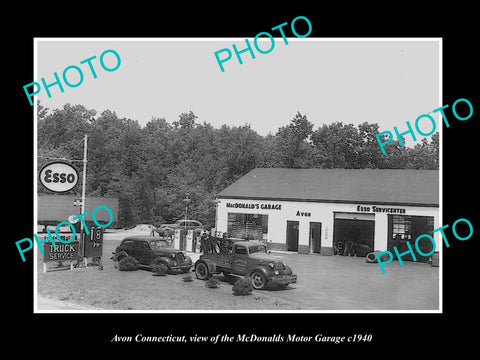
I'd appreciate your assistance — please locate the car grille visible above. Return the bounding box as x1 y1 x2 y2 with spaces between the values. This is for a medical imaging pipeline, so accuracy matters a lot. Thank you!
175 252 185 263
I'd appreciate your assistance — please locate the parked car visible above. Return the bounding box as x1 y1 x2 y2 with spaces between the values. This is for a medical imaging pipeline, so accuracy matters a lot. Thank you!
158 219 204 232
112 235 192 273
194 237 297 290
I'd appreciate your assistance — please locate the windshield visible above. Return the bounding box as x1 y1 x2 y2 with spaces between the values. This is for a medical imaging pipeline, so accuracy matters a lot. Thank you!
149 240 169 250
248 244 267 254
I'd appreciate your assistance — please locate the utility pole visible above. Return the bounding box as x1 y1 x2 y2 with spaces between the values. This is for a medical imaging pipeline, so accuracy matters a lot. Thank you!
183 195 190 230
81 134 88 266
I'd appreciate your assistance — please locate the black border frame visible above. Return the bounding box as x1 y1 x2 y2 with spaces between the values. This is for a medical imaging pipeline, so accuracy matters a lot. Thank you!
6 4 479 354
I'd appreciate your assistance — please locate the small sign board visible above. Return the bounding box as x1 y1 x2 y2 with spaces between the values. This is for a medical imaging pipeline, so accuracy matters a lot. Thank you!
43 239 79 262
39 161 79 193
83 226 103 258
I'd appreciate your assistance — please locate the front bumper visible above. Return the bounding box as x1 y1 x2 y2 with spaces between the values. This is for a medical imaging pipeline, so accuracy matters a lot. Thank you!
268 274 297 286
170 262 192 270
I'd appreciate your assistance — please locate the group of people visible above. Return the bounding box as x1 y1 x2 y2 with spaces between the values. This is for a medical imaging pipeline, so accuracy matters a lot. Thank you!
148 226 233 254
198 230 233 254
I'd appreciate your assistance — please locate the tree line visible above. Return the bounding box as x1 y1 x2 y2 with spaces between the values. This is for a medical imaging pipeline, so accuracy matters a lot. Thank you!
37 103 438 228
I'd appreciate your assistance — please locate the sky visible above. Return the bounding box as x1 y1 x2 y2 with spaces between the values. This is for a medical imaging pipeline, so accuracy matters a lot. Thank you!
35 38 441 142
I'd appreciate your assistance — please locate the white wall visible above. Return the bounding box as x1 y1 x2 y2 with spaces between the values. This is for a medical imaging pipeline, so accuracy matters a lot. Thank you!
216 198 439 253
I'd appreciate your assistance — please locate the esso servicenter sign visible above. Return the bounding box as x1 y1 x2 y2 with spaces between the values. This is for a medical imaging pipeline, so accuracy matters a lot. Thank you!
39 162 79 193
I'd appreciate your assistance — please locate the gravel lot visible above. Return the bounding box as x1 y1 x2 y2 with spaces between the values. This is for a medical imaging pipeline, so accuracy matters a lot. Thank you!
36 230 303 311
37 266 302 311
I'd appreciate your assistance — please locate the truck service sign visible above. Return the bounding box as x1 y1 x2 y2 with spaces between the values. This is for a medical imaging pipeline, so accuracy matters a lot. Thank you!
39 161 79 193
43 240 79 262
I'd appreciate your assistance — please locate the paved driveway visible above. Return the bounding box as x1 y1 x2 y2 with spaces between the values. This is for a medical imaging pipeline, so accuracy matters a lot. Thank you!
265 252 440 311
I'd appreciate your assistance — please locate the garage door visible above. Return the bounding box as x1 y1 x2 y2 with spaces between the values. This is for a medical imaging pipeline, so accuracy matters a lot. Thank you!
333 212 375 256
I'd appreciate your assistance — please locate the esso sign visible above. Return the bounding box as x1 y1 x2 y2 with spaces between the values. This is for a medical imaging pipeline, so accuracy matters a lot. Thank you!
39 162 79 193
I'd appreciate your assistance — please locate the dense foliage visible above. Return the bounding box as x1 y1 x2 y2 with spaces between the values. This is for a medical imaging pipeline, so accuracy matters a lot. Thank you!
205 278 221 289
118 256 139 271
232 278 253 296
37 103 439 228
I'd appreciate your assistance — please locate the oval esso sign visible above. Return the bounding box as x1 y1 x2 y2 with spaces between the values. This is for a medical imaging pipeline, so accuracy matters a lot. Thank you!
39 162 79 193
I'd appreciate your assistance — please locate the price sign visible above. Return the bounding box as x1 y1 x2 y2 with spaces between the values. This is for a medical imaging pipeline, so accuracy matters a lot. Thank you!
84 226 103 257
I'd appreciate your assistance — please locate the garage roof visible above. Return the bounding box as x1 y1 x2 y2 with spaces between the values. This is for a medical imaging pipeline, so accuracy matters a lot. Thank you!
217 168 439 207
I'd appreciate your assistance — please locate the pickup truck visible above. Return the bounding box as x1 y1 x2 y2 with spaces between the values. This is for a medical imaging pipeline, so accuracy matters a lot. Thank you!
194 237 297 290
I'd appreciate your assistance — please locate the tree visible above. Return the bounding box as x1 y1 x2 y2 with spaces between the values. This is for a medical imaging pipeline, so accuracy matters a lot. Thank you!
311 122 364 168
357 122 383 168
405 132 439 169
173 111 197 130
256 133 284 168
214 124 263 186
37 102 438 228
274 112 314 168
37 103 95 157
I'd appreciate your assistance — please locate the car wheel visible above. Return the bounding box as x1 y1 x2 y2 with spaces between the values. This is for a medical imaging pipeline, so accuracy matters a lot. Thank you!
249 271 267 290
150 258 163 266
150 258 170 272
195 262 211 280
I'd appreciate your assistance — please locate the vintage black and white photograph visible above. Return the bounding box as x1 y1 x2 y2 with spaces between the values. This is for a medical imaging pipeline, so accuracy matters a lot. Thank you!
31 37 444 313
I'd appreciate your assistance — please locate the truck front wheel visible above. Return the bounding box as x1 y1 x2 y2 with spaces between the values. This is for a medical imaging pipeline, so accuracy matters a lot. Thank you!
249 271 267 290
195 262 212 280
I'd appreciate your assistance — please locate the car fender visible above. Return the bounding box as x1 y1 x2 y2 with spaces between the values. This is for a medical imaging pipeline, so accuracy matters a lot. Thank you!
151 256 174 267
184 256 193 266
247 266 271 278
194 258 218 274
283 265 293 275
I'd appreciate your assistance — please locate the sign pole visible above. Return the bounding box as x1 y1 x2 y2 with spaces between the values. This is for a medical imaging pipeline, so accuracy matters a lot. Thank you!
81 134 88 267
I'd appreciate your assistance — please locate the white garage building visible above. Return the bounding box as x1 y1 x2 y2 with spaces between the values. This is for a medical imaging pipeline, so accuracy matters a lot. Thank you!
215 168 439 262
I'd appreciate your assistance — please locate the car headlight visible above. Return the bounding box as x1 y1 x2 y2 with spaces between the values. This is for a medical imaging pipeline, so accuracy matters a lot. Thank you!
268 262 275 269
170 254 176 259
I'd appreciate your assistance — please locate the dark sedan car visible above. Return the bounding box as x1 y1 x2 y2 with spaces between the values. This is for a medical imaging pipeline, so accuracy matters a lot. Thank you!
112 235 192 272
